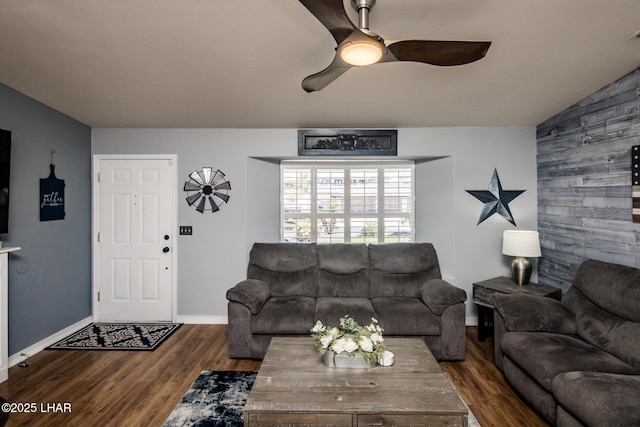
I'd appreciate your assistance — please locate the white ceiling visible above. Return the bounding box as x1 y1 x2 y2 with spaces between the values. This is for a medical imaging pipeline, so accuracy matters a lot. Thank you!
1 0 639 129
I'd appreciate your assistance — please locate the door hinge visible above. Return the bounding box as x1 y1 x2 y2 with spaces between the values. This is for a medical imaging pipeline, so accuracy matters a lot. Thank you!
97 172 100 183
97 232 100 242
97 291 101 302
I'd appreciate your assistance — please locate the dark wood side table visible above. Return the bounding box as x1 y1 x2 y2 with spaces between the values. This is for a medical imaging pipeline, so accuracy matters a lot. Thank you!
473 276 562 341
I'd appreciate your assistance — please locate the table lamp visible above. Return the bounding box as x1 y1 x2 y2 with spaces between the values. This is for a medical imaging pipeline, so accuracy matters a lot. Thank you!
502 230 541 285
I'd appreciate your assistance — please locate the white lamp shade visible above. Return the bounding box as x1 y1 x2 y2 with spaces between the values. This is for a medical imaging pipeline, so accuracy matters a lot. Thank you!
502 230 541 257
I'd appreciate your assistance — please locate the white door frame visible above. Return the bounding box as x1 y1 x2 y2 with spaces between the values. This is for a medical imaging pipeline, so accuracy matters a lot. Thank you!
92 154 178 322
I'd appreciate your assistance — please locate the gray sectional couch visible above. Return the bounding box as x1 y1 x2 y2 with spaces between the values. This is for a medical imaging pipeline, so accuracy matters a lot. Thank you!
492 259 640 427
226 242 467 360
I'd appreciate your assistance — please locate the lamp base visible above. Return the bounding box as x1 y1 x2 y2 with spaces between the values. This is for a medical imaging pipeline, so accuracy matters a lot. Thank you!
511 257 532 285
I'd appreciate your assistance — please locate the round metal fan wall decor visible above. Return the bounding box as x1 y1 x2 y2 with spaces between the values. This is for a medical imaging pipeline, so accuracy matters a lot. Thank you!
184 167 231 213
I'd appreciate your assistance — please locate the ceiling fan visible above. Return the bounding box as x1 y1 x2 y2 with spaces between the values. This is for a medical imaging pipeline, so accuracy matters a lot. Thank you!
299 0 491 92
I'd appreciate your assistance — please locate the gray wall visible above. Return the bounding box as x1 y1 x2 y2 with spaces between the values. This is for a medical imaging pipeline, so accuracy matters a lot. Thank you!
93 127 537 323
0 84 92 354
537 68 640 290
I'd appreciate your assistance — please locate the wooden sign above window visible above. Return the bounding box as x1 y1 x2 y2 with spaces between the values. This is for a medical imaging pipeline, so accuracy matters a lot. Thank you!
298 129 397 157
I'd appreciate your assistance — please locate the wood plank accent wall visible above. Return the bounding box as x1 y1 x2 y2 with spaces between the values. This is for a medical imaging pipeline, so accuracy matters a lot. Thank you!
536 68 640 290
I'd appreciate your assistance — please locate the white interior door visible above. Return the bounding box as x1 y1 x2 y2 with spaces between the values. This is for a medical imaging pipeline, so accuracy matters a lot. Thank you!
95 156 175 322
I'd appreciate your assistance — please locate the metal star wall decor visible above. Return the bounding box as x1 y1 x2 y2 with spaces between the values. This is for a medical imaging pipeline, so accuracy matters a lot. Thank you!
466 169 525 226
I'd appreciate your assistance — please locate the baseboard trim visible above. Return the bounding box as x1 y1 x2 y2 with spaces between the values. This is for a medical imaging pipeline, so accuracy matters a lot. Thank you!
176 315 228 324
9 316 93 368
466 316 478 327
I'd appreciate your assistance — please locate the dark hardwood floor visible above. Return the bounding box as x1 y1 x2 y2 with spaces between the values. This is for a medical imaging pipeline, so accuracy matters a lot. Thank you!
0 325 547 426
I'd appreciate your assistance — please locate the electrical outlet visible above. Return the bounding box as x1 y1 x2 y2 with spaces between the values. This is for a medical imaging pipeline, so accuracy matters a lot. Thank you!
179 226 193 235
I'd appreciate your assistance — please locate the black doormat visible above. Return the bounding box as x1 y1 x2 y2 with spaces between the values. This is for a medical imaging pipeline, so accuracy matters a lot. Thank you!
48 323 181 351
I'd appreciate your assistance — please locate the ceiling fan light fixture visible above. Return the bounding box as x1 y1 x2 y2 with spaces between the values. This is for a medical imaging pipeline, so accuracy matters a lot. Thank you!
340 42 383 66
299 0 492 92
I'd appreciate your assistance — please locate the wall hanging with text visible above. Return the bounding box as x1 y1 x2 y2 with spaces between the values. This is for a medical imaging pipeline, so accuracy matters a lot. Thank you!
40 162 65 221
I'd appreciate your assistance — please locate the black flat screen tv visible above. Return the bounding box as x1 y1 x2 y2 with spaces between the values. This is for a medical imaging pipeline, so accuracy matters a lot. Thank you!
0 129 10 235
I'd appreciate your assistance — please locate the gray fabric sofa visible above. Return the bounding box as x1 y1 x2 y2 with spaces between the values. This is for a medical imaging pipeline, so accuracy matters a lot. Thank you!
492 259 640 427
226 242 467 360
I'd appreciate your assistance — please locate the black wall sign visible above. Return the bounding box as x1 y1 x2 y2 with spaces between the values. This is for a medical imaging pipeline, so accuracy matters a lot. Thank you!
40 164 65 221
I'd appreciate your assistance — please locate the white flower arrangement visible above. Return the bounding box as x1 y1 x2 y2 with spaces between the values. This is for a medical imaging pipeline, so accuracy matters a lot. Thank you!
311 315 385 364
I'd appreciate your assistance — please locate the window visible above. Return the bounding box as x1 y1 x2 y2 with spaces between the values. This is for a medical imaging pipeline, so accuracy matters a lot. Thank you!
281 161 414 243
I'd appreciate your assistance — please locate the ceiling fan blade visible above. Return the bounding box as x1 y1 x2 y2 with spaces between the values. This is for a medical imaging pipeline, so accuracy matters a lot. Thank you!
302 52 352 93
299 0 357 45
385 40 491 66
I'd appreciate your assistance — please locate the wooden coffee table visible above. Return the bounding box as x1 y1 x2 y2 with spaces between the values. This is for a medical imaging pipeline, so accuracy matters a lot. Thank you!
244 337 469 426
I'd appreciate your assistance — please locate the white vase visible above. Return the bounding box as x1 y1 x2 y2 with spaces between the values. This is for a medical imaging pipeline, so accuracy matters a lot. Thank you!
322 351 376 368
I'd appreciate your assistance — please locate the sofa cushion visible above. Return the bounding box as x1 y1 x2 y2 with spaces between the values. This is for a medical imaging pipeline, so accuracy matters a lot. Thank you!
371 297 441 335
571 259 640 321
564 285 640 371
314 297 377 327
502 332 639 391
251 296 316 334
317 244 370 298
503 357 558 424
247 243 318 297
369 243 442 298
553 372 640 427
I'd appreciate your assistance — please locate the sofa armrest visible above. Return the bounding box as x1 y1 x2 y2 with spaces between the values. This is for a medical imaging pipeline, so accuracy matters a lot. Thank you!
226 279 271 314
420 279 467 315
491 293 576 334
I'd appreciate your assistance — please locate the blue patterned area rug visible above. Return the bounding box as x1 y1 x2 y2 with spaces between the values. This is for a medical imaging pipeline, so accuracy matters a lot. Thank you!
163 371 257 427
48 323 181 351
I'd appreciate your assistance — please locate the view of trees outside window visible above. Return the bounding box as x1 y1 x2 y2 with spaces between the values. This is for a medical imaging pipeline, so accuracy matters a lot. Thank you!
282 162 414 243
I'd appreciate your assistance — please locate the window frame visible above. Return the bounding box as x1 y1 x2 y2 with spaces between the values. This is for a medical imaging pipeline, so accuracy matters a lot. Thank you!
280 160 415 243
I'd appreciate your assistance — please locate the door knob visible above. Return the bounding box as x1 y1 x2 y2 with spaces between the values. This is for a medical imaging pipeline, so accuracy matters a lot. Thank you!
163 247 170 253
